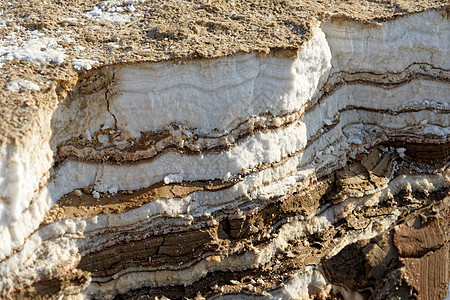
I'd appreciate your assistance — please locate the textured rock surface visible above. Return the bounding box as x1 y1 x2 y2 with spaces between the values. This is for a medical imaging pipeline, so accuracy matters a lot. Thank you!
0 1 449 299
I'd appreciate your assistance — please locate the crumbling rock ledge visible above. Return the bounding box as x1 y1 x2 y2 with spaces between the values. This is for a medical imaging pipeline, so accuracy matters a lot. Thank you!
0 2 449 300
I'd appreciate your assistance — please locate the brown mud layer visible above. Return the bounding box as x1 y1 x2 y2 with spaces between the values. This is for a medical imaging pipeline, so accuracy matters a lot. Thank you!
13 143 450 299
44 142 449 223
114 198 449 300
324 199 450 300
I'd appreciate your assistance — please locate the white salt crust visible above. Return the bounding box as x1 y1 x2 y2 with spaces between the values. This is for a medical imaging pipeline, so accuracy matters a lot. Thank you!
0 9 449 296
0 33 67 67
51 102 448 195
85 0 142 25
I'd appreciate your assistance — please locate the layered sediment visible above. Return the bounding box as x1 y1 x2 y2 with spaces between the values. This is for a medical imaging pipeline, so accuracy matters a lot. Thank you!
0 1 449 299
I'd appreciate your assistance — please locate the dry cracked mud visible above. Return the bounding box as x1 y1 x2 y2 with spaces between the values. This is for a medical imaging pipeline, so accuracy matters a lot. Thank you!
0 1 449 299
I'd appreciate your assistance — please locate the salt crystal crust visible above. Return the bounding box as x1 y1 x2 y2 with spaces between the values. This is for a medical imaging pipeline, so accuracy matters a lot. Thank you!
0 9 449 299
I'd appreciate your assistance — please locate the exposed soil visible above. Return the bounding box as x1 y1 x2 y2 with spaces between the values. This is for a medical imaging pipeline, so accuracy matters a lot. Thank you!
95 185 450 300
14 188 450 299
42 142 449 226
325 196 450 300
42 179 235 225
28 144 448 299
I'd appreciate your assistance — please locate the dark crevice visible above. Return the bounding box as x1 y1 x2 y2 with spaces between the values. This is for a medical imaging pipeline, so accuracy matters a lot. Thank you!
105 71 118 129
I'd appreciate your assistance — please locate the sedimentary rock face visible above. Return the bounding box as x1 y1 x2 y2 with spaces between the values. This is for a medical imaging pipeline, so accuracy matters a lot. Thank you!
0 1 448 299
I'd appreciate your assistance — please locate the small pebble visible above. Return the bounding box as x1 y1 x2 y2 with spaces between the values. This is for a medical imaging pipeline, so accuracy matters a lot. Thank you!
92 191 100 199
74 189 83 196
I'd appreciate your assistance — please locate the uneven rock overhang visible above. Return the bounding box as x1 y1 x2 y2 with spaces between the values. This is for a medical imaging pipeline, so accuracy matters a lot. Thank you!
0 2 449 299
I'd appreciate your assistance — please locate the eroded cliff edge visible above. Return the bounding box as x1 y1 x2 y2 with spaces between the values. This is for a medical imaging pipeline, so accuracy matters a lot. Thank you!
0 1 449 299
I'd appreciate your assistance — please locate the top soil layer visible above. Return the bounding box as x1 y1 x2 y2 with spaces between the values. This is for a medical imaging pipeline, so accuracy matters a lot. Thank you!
0 0 447 140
